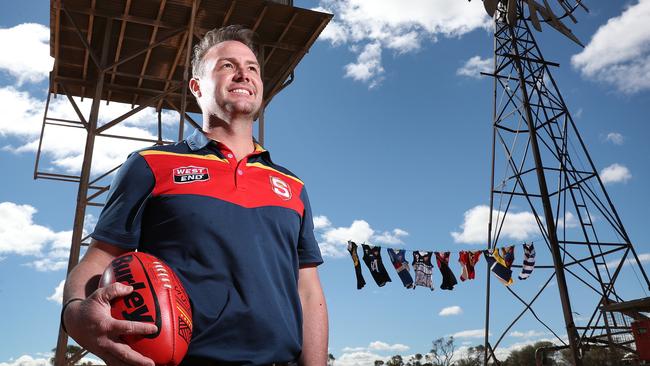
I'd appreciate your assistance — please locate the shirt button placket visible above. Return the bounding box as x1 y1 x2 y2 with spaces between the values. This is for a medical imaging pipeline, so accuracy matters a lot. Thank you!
235 160 247 190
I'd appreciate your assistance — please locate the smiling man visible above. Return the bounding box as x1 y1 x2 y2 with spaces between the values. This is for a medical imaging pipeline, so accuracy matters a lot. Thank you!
61 25 328 366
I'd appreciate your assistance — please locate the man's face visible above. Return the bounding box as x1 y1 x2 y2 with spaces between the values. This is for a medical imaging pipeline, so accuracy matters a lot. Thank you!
193 40 263 120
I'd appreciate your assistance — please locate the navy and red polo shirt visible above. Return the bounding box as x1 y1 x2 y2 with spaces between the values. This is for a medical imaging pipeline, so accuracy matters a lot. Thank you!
91 128 323 365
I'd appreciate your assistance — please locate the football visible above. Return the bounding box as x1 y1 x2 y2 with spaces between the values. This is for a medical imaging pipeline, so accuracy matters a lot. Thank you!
100 252 193 366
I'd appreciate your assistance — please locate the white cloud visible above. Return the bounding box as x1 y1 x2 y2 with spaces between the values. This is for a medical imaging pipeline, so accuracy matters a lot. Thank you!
451 205 539 244
0 201 72 271
509 330 546 338
600 163 632 184
0 86 44 138
316 0 490 86
313 215 332 230
372 228 409 245
574 108 583 119
558 212 578 229
492 337 565 360
457 56 491 79
334 351 386 366
0 355 50 366
0 86 179 175
439 305 463 316
341 347 367 353
0 353 103 366
314 216 408 257
47 280 66 304
606 252 650 270
605 132 624 145
368 341 410 353
336 341 409 366
0 23 53 85
0 202 56 256
571 0 650 93
344 42 385 87
451 329 487 339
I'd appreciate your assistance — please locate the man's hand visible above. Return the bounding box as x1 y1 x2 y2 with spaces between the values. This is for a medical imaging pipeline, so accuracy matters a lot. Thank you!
64 282 158 366
62 240 159 366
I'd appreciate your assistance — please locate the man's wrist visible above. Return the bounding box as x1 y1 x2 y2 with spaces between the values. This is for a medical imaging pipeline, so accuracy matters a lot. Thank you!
60 298 84 334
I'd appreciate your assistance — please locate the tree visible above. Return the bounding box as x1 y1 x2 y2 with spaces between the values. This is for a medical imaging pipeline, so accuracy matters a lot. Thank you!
386 355 405 366
560 346 619 366
375 360 386 366
502 341 557 366
429 336 455 366
49 345 93 366
456 344 485 366
406 353 434 366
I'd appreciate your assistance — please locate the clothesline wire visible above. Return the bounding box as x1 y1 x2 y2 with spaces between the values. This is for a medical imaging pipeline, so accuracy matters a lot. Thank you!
348 238 538 254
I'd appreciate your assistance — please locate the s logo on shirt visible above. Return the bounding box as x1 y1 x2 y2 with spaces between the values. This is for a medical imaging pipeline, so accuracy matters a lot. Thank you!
270 176 292 200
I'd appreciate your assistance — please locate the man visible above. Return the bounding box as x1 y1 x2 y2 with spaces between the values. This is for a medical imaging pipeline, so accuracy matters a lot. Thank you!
61 25 328 366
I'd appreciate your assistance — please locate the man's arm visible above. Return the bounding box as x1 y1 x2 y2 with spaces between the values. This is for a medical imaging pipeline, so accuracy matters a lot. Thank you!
297 264 328 366
62 240 157 366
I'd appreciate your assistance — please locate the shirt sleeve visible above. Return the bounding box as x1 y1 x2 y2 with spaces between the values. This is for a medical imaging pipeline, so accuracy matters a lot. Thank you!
91 152 155 249
297 186 323 266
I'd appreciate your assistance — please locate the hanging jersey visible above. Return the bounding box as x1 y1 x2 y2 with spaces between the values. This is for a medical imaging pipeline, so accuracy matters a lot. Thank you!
361 244 392 287
347 241 366 289
500 245 515 268
387 248 415 289
518 243 536 280
435 252 458 290
458 250 481 281
484 249 513 286
412 251 434 291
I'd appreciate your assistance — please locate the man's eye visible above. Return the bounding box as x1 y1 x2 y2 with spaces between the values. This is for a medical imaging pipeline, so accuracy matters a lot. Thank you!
248 66 259 73
222 63 233 69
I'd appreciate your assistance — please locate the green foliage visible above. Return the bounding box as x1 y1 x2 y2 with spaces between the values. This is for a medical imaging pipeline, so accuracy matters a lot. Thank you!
501 341 556 366
406 352 434 366
430 336 455 366
370 337 626 366
386 354 404 366
560 346 621 366
456 344 485 366
49 345 93 366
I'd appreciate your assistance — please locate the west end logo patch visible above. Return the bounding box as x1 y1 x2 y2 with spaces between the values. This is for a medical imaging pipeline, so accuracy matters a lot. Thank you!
173 166 209 184
270 176 292 200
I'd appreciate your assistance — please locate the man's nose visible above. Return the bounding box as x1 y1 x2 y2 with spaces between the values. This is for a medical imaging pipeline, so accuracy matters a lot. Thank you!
233 67 250 82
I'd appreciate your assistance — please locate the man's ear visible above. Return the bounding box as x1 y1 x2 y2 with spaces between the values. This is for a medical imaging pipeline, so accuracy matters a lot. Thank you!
189 78 201 98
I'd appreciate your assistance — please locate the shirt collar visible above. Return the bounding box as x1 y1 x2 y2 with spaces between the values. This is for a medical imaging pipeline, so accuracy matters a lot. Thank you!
185 128 268 155
186 128 211 151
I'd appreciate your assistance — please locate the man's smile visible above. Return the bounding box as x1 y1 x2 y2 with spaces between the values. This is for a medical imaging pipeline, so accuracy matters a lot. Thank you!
229 87 253 96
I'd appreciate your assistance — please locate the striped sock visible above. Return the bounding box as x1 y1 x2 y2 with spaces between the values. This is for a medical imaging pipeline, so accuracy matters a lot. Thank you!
518 243 536 280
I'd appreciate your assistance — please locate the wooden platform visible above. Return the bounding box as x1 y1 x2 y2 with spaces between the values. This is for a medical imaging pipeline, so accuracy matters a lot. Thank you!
50 0 332 113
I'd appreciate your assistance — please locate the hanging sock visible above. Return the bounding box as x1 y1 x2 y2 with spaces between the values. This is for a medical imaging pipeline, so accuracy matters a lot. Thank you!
484 249 513 286
387 248 415 289
518 242 536 280
458 250 482 281
361 244 392 287
500 245 515 268
412 251 435 291
435 252 458 290
347 241 366 289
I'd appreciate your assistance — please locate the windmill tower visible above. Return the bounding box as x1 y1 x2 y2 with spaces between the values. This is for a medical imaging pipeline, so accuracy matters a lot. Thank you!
477 1 650 364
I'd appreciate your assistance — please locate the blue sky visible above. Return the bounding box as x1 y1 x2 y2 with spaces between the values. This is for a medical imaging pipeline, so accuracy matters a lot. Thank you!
1 1 649 365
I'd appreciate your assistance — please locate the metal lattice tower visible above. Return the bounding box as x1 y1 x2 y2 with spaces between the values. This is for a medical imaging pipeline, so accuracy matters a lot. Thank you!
481 2 650 365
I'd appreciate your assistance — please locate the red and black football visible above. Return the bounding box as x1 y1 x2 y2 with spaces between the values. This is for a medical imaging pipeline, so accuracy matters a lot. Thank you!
100 252 193 366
